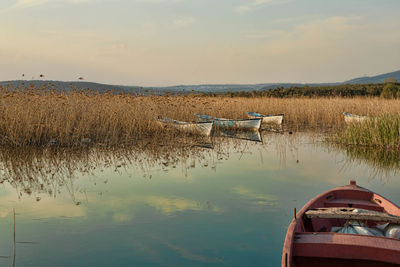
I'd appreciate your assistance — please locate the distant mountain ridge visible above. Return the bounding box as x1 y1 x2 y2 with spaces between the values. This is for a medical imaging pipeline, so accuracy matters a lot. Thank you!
1 69 399 94
344 70 400 84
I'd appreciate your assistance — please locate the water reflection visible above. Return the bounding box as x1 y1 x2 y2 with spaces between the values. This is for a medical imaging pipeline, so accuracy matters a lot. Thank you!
218 130 263 143
332 144 400 178
0 132 399 266
1 132 398 200
0 135 288 200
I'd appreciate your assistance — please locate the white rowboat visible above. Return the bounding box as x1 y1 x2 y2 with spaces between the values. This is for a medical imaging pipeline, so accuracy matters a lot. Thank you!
155 117 213 136
195 114 261 131
343 112 368 124
247 112 284 125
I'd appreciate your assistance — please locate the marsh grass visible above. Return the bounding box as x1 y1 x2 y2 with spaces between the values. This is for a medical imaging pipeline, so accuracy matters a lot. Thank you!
336 114 400 150
2 86 400 147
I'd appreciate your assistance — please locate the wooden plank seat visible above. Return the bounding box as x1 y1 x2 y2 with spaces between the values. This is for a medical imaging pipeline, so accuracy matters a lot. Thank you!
305 207 400 223
294 233 400 265
324 199 384 212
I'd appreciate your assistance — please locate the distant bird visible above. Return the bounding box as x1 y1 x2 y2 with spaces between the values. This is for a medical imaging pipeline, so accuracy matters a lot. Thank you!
22 74 25 77
40 74 45 78
78 77 84 80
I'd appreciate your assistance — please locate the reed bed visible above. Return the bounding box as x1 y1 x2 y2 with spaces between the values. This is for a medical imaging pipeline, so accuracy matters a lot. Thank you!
2 87 400 147
336 114 400 150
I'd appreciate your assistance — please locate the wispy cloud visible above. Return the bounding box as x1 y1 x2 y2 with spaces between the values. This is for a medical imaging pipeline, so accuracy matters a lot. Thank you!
165 242 224 264
172 16 196 28
262 16 361 54
246 29 285 40
134 0 183 2
4 0 92 10
232 186 276 206
146 196 202 214
235 0 275 14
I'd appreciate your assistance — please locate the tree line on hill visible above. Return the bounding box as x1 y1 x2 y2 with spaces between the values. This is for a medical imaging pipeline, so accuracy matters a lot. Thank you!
198 82 400 98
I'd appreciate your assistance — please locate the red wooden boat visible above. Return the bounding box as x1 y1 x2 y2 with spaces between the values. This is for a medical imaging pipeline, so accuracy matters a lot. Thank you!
282 181 400 267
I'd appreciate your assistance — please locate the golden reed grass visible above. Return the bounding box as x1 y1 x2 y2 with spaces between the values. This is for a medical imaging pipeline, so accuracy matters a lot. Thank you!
2 87 400 147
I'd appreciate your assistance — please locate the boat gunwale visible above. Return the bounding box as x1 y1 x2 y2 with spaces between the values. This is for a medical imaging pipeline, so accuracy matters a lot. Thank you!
282 183 400 267
296 231 400 243
215 118 262 122
195 114 262 123
155 116 214 125
343 112 368 118
247 112 284 118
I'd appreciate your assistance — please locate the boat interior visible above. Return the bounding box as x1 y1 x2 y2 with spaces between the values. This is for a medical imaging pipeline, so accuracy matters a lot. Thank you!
288 183 400 267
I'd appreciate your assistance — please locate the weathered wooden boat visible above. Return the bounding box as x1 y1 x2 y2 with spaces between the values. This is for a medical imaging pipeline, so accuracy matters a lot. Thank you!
247 112 284 125
219 129 262 142
343 112 368 124
155 117 213 136
195 114 261 131
282 180 400 267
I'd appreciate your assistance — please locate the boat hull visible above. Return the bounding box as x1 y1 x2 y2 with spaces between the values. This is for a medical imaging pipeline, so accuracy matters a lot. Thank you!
282 181 400 267
247 112 284 125
214 118 261 131
196 114 261 131
155 117 213 136
343 112 368 124
173 122 213 136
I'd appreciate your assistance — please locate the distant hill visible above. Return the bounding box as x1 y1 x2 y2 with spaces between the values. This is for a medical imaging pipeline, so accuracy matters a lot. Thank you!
0 80 314 94
345 70 400 84
0 80 145 94
155 83 311 93
0 69 399 94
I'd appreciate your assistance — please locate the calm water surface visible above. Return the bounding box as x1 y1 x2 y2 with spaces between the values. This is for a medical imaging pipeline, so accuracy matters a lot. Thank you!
0 133 399 266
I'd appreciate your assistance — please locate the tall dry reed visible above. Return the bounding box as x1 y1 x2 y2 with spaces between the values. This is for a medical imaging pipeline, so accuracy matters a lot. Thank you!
2 87 400 147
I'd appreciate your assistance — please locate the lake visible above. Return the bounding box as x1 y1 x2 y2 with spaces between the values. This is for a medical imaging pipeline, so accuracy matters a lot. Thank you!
0 132 399 266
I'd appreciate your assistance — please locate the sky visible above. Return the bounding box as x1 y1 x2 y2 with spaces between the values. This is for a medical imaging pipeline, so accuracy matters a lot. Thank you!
0 0 399 86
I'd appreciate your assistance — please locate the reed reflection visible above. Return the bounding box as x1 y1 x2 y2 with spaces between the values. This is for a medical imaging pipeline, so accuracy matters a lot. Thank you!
1 132 395 203
334 144 400 178
0 136 277 200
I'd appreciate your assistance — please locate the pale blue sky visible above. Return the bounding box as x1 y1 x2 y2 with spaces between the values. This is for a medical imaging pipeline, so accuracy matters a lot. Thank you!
1 0 399 86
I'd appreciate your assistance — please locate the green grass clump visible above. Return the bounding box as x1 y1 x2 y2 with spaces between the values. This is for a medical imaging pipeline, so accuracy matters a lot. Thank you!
336 114 400 150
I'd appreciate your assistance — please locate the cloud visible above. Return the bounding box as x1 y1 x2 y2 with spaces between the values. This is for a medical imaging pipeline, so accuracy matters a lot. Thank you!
172 16 196 28
232 186 277 206
146 196 202 214
13 0 49 8
93 194 221 222
0 195 86 219
134 0 183 2
246 29 286 40
5 0 92 10
235 0 276 14
261 16 360 55
165 243 224 264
